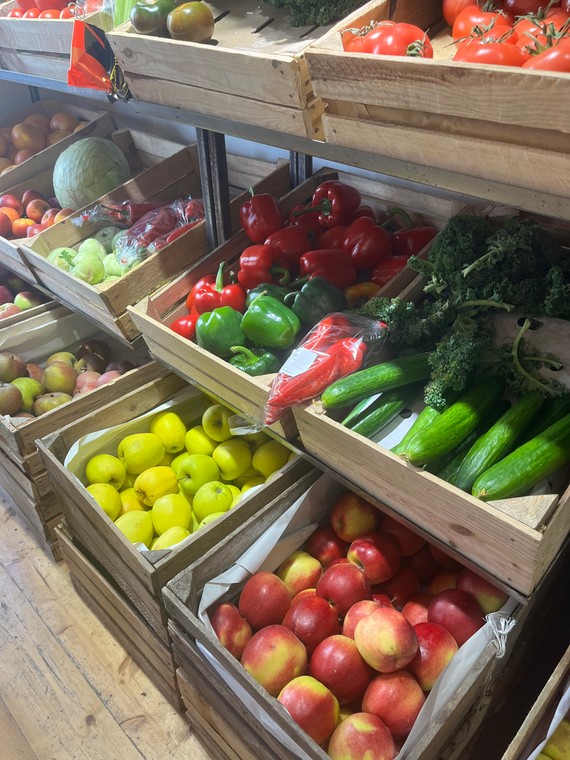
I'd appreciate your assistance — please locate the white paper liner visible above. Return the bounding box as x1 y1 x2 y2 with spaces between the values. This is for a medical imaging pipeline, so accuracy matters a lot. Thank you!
196 472 518 758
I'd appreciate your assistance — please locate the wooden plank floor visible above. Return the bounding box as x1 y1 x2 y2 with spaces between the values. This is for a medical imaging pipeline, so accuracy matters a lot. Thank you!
0 485 213 760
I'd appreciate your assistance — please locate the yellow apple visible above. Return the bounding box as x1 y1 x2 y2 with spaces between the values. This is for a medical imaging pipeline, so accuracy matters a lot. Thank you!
232 466 260 488
252 440 290 478
118 487 147 515
150 526 191 550
240 476 265 493
158 451 175 466
212 438 252 481
185 424 217 456
241 430 270 448
197 512 227 529
171 452 220 495
543 719 570 760
114 510 154 548
86 483 121 521
226 484 241 508
151 492 192 535
84 453 126 489
117 432 166 475
134 465 178 506
149 411 187 453
192 481 232 522
202 403 234 442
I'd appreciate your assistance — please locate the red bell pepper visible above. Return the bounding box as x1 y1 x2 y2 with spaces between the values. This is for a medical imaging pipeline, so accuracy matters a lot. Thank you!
370 255 409 287
354 205 377 221
236 244 290 290
318 225 347 250
192 262 246 314
180 198 205 224
240 189 283 244
343 217 392 271
299 249 357 290
169 313 198 340
123 205 178 253
309 180 362 228
100 200 162 226
391 226 438 257
288 203 325 239
265 225 312 274
148 220 202 253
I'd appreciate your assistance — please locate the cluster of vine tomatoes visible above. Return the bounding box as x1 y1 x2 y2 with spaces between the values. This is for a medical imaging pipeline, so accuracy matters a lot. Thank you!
6 0 75 19
341 0 570 71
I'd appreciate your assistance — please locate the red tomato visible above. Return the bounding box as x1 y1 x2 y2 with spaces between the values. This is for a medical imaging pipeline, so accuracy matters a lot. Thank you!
35 0 69 10
456 24 517 47
443 0 476 26
7 8 24 16
563 0 570 12
341 27 368 53
522 37 570 68
59 6 74 17
452 6 512 41
453 38 527 63
503 0 560 22
169 314 198 340
22 8 41 17
514 8 570 40
38 8 62 17
363 22 433 58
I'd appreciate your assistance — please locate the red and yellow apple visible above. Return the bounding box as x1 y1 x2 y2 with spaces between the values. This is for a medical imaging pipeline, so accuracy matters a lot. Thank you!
428 588 485 647
354 607 418 673
407 621 459 691
309 634 374 705
240 624 307 697
277 675 340 746
328 712 396 760
281 589 339 655
347 531 401 585
238 571 291 631
210 601 252 659
276 550 323 596
316 562 371 619
362 670 426 741
304 525 349 568
330 492 382 543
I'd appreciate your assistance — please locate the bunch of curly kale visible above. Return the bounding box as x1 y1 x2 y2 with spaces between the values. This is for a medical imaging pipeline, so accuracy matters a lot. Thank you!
358 215 569 409
270 0 363 27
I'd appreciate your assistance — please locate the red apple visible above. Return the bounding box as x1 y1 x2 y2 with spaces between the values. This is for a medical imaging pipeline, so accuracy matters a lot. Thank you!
428 589 485 647
362 670 425 741
408 621 459 691
21 189 46 206
25 363 44 383
277 675 340 745
26 223 47 237
371 592 395 608
238 571 291 631
0 193 24 216
54 207 74 223
0 284 13 305
347 531 401 585
330 492 382 543
209 601 252 659
427 570 459 596
304 525 349 568
240 624 307 697
328 712 396 760
428 544 462 570
276 550 323 596
406 543 443 584
380 515 425 556
12 218 35 238
25 199 51 223
354 607 418 673
0 211 12 238
316 562 371 619
13 291 44 310
282 589 339 655
376 564 420 609
309 634 374 705
456 569 509 614
401 593 434 627
95 370 122 386
0 303 21 319
41 207 59 227
343 599 388 639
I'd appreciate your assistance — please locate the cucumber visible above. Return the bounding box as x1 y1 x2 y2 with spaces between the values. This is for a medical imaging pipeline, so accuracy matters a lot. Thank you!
450 392 545 492
321 352 431 410
346 384 422 440
391 405 441 455
472 412 570 501
521 395 570 443
399 376 506 466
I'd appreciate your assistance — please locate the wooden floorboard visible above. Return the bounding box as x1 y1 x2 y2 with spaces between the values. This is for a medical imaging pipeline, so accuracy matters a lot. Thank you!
0 484 214 760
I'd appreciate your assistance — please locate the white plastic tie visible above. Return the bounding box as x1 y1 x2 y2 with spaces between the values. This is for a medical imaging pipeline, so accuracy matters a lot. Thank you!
485 612 517 658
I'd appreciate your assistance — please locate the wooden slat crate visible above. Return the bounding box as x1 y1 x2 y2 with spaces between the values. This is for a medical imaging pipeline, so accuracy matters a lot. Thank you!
0 3 112 82
293 291 570 599
128 166 472 441
162 472 531 760
305 0 570 198
56 524 184 711
0 297 59 328
35 371 315 646
20 139 288 343
0 303 158 557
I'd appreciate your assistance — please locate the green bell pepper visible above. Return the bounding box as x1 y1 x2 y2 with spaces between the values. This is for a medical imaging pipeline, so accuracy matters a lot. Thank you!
229 346 281 376
284 276 348 326
130 0 178 35
195 306 246 358
245 282 291 308
241 295 301 350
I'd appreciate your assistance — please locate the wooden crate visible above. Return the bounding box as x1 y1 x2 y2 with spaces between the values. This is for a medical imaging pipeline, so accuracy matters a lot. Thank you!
36 371 315 646
0 303 159 552
305 0 570 197
0 297 59 328
20 139 288 343
56 524 184 710
163 472 530 760
128 166 471 441
0 3 112 82
293 307 570 600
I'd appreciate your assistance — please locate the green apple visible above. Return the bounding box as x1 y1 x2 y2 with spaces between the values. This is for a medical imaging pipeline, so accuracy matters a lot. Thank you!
133 466 179 507
172 452 220 495
86 483 121 521
226 484 241 508
543 719 570 760
202 404 234 442
85 453 127 490
241 476 265 493
150 526 190 550
197 512 228 530
117 432 166 475
184 424 217 456
252 440 290 478
192 481 232 522
10 377 44 413
114 510 154 548
46 351 76 367
149 411 187 454
118 487 147 515
151 492 192 535
212 438 252 481
241 430 270 448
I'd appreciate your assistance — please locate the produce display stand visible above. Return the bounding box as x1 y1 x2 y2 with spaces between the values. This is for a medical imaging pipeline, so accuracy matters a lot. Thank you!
0 303 156 559
20 137 288 343
305 0 570 197
0 3 112 81
128 166 470 441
